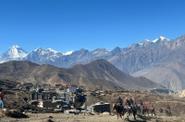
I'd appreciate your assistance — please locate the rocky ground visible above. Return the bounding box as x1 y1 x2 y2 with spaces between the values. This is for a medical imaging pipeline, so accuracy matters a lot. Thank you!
1 90 185 122
1 113 185 122
86 90 185 116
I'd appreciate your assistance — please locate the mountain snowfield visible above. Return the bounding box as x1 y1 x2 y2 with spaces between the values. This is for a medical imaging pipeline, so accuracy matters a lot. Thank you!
0 35 170 64
1 35 185 91
0 45 28 63
136 36 170 46
0 46 73 62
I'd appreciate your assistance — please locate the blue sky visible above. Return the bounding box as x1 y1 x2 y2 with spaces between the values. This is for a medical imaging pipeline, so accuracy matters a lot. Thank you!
0 0 185 53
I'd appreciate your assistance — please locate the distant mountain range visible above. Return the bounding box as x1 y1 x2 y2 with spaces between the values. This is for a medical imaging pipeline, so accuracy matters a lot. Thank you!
0 60 162 90
0 36 171 69
1 35 185 90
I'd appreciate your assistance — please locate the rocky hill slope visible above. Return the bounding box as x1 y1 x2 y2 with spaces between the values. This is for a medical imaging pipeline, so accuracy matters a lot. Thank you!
0 60 162 90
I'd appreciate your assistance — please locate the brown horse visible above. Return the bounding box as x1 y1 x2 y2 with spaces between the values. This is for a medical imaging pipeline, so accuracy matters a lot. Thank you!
113 103 124 119
113 103 137 120
140 102 156 116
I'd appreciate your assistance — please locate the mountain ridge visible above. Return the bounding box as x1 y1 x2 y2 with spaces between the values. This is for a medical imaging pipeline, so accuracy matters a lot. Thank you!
1 35 185 90
0 60 162 90
0 36 172 66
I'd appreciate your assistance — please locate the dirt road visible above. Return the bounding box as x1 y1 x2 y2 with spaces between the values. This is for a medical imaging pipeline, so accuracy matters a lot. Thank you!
1 113 185 122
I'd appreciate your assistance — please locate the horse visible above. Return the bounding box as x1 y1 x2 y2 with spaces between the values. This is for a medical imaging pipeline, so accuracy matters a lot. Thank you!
124 104 137 120
113 103 125 119
138 102 156 116
113 103 137 120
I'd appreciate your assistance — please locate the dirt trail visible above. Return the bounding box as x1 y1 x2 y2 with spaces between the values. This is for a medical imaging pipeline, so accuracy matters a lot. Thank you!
1 113 185 122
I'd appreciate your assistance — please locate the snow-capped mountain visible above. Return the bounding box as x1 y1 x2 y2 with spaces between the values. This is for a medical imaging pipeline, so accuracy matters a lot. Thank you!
0 35 182 70
0 35 173 67
26 48 63 63
133 36 170 47
63 51 73 56
92 48 109 57
152 36 170 43
2 35 185 90
0 45 28 62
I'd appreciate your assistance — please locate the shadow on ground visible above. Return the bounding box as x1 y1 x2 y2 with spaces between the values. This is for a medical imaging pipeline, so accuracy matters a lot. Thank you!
124 114 158 122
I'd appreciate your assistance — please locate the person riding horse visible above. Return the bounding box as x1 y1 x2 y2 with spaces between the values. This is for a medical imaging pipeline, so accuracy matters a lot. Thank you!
124 97 137 120
113 96 124 119
113 96 137 120
116 96 123 105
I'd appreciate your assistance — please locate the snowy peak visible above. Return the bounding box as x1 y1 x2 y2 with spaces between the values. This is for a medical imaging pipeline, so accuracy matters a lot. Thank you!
92 48 109 57
138 39 150 44
63 51 73 56
133 38 151 47
152 36 170 43
159 36 169 40
47 48 59 54
32 48 73 56
33 48 60 55
137 39 152 46
2 45 27 59
111 47 122 54
134 36 170 47
26 48 63 63
33 48 73 56
29 48 64 61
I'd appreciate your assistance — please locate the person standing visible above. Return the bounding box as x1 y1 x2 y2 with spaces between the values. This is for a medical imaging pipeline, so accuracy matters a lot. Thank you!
0 88 4 108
